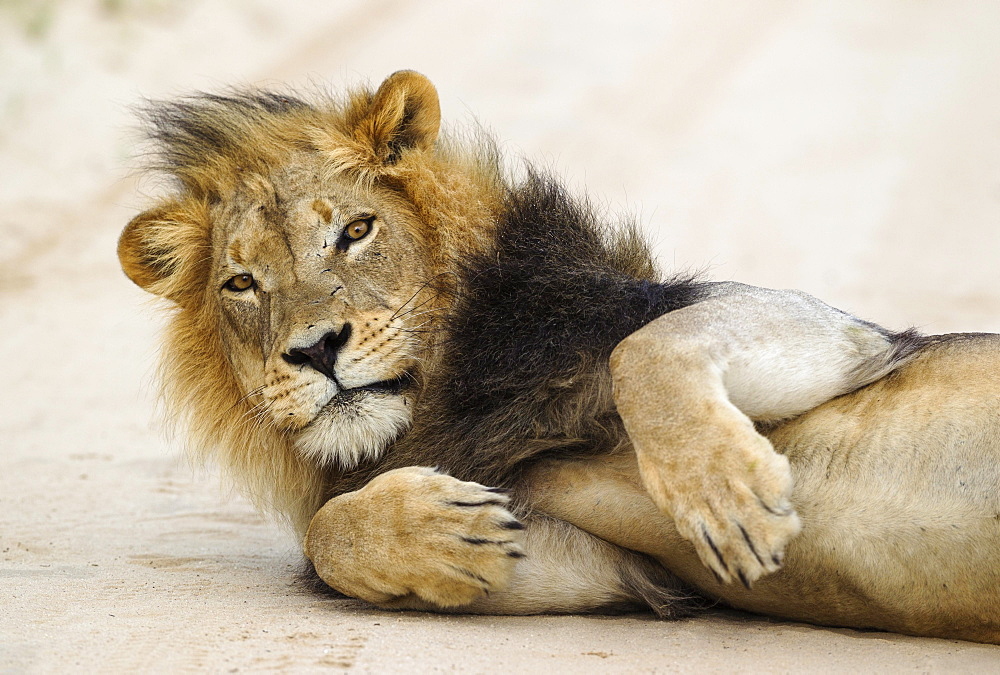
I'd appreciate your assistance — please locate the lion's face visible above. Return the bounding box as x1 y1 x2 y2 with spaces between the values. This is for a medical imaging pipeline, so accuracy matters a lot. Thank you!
119 71 502 527
117 71 470 474
210 159 434 467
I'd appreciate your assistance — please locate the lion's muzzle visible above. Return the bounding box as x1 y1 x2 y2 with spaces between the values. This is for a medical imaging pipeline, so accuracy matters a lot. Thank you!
282 324 352 382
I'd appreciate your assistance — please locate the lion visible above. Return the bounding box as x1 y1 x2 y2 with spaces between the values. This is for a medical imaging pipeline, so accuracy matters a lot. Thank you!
118 71 1000 643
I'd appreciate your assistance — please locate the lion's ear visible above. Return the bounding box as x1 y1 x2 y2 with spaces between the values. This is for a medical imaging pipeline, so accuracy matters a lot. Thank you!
357 70 441 163
118 200 210 303
118 206 170 292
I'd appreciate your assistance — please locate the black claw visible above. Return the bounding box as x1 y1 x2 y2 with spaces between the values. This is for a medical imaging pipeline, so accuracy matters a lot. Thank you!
701 525 727 572
737 568 752 590
759 498 793 517
461 536 493 545
737 523 765 568
485 487 511 494
452 566 490 586
500 520 525 530
449 499 505 508
772 554 783 567
701 526 731 584
507 551 526 559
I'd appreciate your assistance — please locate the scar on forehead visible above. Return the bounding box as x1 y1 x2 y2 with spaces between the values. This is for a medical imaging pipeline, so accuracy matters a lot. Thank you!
228 239 244 265
312 199 333 223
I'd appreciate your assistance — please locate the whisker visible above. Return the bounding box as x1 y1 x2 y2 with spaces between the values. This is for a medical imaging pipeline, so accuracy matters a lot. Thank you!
392 307 447 322
240 406 269 427
238 398 266 418
394 328 441 336
387 272 457 322
227 385 266 415
390 294 438 321
388 281 438 322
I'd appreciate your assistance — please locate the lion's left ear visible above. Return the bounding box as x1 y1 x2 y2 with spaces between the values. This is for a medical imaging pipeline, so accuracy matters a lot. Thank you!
355 70 441 164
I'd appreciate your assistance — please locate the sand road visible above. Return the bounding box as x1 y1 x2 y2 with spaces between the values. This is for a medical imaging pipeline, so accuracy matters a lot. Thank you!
4 1 1000 671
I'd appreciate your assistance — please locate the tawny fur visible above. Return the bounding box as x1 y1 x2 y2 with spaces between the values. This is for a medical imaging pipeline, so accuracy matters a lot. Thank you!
122 73 507 531
120 71 1000 643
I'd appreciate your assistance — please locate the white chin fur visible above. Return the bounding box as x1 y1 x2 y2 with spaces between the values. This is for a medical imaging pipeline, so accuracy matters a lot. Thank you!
293 392 411 469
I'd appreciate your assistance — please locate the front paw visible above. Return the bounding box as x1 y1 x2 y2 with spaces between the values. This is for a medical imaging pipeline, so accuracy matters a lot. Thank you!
305 467 525 608
637 422 801 588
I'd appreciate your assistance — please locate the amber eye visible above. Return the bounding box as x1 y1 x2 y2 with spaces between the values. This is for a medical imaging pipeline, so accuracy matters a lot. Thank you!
344 218 372 241
224 274 255 292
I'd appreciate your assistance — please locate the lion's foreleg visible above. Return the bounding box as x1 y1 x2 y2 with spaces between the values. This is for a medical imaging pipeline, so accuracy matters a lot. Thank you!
610 282 917 586
380 514 686 616
304 467 525 609
304 466 685 615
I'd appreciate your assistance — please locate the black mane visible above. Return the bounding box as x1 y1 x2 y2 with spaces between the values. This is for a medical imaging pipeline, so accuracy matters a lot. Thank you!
338 170 705 492
444 171 700 417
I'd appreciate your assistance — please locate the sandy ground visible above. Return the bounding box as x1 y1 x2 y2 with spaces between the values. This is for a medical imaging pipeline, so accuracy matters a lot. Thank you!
3 1 1000 671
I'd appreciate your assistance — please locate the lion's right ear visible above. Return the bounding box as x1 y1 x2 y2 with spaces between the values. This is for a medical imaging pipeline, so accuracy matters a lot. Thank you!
362 70 441 160
118 200 210 303
311 71 441 174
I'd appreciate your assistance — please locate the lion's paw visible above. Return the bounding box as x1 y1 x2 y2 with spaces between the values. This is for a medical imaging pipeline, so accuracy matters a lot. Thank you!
638 424 801 588
305 467 525 609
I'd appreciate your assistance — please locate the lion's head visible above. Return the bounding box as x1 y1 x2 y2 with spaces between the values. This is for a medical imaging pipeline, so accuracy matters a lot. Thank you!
118 72 504 532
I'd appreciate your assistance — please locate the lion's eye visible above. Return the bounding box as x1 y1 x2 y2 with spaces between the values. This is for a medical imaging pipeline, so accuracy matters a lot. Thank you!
344 218 372 241
336 217 374 252
224 274 255 292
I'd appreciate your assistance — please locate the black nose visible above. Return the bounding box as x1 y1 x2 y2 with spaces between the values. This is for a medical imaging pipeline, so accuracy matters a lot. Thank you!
282 324 352 381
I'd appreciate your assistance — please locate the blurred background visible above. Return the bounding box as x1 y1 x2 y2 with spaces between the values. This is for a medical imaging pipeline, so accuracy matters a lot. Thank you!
3 0 999 330
3 1 1000 669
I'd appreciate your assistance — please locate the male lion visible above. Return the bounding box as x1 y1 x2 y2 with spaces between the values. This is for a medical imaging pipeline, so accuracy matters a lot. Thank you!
119 71 1000 643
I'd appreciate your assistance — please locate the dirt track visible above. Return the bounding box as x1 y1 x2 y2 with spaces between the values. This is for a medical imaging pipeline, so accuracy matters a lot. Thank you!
4 1 1000 671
